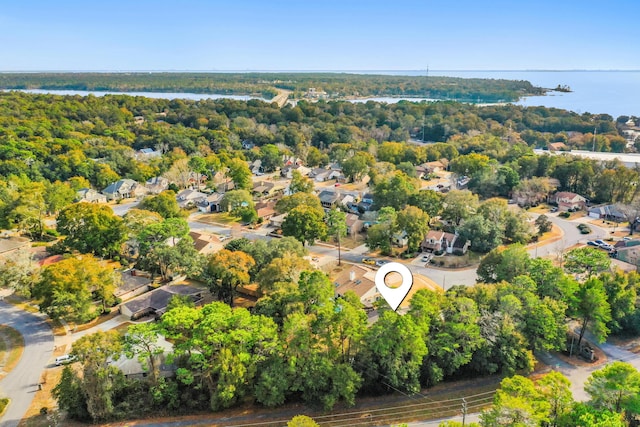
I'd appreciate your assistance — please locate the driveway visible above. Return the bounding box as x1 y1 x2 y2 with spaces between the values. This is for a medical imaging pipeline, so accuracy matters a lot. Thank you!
0 302 54 427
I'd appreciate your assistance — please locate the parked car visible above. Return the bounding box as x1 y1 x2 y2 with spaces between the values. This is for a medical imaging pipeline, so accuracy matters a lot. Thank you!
550 207 558 212
422 254 432 262
594 240 606 246
375 260 389 267
362 258 376 265
600 243 614 251
577 224 591 234
55 354 76 366
587 241 600 247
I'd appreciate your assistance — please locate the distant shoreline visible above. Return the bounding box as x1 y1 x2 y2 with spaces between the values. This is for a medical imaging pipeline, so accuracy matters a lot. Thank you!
1 69 639 74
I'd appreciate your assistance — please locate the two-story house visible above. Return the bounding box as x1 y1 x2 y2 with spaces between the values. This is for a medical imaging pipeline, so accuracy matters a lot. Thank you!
554 192 587 211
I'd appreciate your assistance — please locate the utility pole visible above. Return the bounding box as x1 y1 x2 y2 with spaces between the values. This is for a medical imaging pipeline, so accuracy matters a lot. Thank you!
592 126 597 151
462 397 468 426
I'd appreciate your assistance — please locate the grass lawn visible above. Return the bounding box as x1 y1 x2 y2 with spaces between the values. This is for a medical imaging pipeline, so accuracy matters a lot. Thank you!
196 212 239 226
0 325 25 381
0 398 9 417
73 309 120 333
430 251 483 269
529 224 563 249
4 294 39 313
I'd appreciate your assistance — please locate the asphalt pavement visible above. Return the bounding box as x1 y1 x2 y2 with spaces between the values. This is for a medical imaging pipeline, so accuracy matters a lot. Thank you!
0 301 54 427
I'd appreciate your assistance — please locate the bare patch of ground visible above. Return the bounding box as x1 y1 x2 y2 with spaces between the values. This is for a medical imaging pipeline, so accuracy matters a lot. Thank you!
0 325 24 380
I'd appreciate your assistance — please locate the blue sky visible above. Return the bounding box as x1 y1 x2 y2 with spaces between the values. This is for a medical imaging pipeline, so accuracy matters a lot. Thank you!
1 0 638 71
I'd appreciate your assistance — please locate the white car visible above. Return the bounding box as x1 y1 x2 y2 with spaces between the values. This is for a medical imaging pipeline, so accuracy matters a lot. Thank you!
55 354 76 366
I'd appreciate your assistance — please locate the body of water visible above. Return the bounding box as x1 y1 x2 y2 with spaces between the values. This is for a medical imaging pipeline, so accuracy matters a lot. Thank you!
352 70 640 118
7 70 640 118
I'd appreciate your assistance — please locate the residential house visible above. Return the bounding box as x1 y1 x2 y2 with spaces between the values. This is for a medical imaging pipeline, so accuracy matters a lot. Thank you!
345 202 360 215
197 193 225 213
318 190 340 210
420 230 469 254
416 161 447 179
548 142 569 152
75 188 107 204
306 87 328 99
120 284 205 320
145 177 170 194
456 176 471 189
334 266 379 309
103 179 148 201
358 193 375 212
252 181 285 200
281 164 311 179
111 337 175 380
250 159 264 175
615 240 640 267
186 172 207 189
282 155 303 167
554 192 587 211
310 168 332 182
241 140 255 149
135 148 162 161
256 201 277 222
116 270 153 302
452 237 471 255
175 189 207 209
269 213 288 228
189 231 223 255
345 214 364 237
339 193 356 208
588 204 627 222
392 231 409 247
216 180 235 193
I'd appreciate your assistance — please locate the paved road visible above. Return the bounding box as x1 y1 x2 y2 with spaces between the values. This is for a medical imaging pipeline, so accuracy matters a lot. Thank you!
0 302 54 427
527 213 607 259
110 200 140 217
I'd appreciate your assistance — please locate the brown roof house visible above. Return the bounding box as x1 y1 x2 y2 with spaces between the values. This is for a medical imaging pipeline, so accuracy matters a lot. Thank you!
548 142 569 152
554 192 587 211
75 188 107 204
334 265 379 308
120 284 204 320
189 231 223 255
421 230 469 254
345 213 364 237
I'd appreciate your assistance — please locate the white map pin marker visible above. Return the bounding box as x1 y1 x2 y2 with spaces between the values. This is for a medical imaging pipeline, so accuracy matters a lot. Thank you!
375 262 413 311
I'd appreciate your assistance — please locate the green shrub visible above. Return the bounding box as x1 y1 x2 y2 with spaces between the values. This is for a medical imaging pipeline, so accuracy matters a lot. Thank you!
0 398 9 415
560 212 571 218
45 228 60 237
